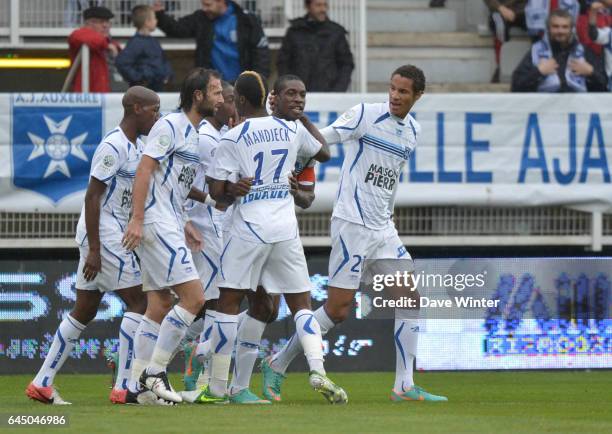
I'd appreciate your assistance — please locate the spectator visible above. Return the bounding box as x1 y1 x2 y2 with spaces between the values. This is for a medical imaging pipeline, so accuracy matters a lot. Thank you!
68 6 120 93
588 1 612 90
511 9 608 91
484 0 528 82
116 5 173 91
154 0 270 82
577 0 612 56
525 0 580 37
277 0 354 92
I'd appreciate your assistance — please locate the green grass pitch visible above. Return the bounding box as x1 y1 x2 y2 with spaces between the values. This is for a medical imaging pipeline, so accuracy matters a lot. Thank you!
2 371 611 434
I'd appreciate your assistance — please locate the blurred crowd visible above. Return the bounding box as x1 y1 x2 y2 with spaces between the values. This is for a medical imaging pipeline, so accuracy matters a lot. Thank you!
67 0 354 93
67 0 612 93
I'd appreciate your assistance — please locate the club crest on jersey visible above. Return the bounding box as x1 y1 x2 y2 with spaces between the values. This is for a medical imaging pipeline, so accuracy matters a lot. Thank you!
11 94 102 204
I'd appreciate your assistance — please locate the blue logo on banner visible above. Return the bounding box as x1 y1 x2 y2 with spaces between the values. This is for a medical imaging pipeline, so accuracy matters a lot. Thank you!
12 105 101 203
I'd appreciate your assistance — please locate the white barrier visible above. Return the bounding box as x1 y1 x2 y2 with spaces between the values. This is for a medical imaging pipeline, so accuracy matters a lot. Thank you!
0 92 611 215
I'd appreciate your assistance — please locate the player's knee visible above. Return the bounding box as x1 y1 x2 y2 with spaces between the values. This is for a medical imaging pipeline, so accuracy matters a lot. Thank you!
125 296 147 315
70 306 97 325
249 300 277 324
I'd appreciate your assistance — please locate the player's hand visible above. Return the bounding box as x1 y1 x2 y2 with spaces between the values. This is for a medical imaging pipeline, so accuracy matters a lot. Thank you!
184 221 203 252
152 1 165 12
569 59 594 76
498 5 516 22
122 218 143 251
83 248 101 281
289 171 299 197
215 201 229 211
537 58 558 75
227 177 253 197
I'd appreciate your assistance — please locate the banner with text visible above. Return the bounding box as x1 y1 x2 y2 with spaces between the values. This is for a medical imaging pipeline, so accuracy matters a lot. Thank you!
0 93 610 213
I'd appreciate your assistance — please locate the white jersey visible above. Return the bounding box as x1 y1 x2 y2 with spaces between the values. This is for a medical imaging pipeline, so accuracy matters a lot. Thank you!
211 116 322 243
76 127 143 245
142 111 200 227
325 102 419 230
185 119 226 237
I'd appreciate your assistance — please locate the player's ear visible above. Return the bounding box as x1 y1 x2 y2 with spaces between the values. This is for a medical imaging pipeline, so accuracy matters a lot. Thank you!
414 91 424 102
132 103 143 114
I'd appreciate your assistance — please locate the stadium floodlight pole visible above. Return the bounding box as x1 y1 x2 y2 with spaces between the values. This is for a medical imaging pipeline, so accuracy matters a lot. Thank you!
81 44 90 93
359 0 367 93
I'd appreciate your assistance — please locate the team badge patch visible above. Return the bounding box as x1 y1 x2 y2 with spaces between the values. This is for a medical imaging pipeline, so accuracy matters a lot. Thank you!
11 94 102 203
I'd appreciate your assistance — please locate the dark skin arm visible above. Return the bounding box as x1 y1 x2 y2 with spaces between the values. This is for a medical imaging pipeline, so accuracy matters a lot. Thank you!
82 177 108 281
209 177 254 203
289 171 315 209
187 186 229 211
298 114 330 163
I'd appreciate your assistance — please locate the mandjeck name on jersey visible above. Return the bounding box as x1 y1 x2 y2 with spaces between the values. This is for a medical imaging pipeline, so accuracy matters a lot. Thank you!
364 163 399 190
242 183 290 204
243 128 290 147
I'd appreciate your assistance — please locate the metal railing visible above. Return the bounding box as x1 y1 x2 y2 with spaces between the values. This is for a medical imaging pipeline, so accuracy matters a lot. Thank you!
2 207 610 250
0 0 367 91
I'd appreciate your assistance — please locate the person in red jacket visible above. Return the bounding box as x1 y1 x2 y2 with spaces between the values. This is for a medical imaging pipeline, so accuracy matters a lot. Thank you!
68 6 120 93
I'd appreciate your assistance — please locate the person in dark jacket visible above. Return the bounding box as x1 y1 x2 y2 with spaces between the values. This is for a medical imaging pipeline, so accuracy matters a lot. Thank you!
116 5 173 91
512 9 608 91
153 0 269 82
277 0 354 92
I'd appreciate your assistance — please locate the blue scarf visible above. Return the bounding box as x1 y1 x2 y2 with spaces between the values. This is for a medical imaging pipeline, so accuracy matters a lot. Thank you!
531 35 587 92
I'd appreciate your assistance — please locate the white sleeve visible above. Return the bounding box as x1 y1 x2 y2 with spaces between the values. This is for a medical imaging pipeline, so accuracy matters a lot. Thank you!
296 121 323 158
328 103 366 142
320 126 342 145
143 118 175 162
89 141 126 184
210 139 239 181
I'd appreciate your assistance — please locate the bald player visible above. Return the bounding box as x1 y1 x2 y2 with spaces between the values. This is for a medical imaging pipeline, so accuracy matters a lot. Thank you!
26 86 161 405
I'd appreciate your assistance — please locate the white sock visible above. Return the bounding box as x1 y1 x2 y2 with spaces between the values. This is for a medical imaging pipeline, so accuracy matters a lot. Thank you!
229 313 266 395
195 310 217 387
294 309 325 375
208 312 238 397
130 316 160 393
33 314 85 387
185 317 204 342
147 306 195 375
196 310 216 361
271 306 334 374
393 313 419 392
115 312 142 390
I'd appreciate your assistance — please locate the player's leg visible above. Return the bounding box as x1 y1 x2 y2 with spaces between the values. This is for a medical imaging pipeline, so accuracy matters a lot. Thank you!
109 284 146 403
373 225 447 402
26 289 102 405
228 287 278 404
283 290 347 404
193 299 218 389
142 279 205 402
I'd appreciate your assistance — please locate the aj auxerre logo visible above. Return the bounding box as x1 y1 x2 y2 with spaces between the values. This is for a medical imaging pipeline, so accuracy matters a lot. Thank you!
178 166 196 189
364 163 399 190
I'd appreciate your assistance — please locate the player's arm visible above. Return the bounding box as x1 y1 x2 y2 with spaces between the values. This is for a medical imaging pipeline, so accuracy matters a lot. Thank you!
123 155 158 250
187 186 228 211
299 114 330 162
82 177 107 281
321 103 366 145
291 165 316 209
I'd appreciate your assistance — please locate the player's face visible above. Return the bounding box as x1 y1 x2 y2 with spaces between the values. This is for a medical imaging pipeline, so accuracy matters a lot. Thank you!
389 74 422 118
137 100 161 135
307 0 328 22
215 85 236 126
548 16 573 45
201 0 226 19
276 80 306 121
197 77 224 117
